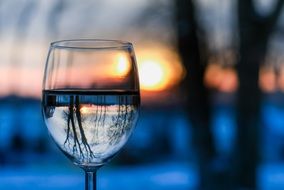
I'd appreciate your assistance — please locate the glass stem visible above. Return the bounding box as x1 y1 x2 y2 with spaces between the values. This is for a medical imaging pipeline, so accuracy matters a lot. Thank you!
85 170 97 190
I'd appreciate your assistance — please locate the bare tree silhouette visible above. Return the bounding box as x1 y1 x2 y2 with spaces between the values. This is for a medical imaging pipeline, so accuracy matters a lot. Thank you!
235 0 284 188
175 0 284 189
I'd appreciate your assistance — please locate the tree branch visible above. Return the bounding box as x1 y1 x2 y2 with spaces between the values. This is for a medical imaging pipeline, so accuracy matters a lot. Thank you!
266 0 284 28
238 0 258 23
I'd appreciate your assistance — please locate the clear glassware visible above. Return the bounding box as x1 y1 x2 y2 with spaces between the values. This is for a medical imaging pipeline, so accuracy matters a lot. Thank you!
42 39 140 190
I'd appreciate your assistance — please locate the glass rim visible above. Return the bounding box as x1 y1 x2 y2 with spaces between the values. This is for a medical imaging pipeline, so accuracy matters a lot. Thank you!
50 39 133 50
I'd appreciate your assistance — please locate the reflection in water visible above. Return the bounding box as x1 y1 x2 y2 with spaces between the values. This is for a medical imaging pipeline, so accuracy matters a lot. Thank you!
43 91 140 165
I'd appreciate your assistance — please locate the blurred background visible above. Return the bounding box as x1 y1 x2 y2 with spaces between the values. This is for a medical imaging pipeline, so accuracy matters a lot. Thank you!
1 0 284 189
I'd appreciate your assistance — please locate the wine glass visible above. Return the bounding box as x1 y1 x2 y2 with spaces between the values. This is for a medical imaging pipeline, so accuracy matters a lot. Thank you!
42 39 140 190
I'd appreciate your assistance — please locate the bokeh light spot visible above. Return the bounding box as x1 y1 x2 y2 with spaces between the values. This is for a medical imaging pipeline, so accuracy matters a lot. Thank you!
139 60 166 90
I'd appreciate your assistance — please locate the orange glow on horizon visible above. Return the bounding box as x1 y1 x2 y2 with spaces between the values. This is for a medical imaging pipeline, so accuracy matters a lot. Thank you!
0 43 186 97
259 66 277 93
204 64 238 93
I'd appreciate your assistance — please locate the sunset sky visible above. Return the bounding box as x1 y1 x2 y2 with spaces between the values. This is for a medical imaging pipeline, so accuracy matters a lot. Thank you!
1 0 283 97
0 0 179 97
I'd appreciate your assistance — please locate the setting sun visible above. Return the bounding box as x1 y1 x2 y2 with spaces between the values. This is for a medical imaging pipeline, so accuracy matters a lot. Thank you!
139 60 167 91
136 45 185 91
